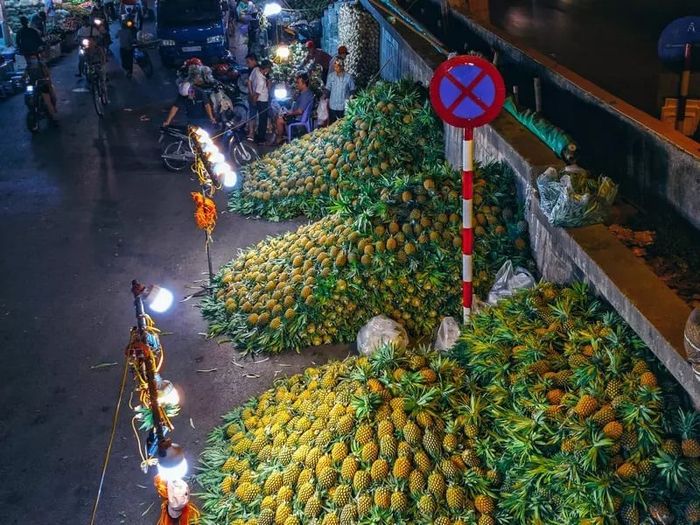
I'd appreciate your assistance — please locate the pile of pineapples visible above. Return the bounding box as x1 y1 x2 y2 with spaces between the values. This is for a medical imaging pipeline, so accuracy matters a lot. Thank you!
229 80 444 221
453 282 700 524
202 161 532 354
197 285 700 525
198 345 502 525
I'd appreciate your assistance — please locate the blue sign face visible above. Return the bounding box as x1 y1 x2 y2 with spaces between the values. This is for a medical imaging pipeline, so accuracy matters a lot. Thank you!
437 64 496 121
658 17 700 68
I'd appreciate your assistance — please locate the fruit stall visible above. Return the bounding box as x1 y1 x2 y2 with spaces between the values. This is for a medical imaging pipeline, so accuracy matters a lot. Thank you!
189 72 700 525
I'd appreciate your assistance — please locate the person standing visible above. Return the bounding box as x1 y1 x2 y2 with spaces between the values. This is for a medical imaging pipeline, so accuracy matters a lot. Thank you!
30 11 47 37
325 59 355 124
302 40 331 78
245 53 259 141
117 17 137 78
250 58 271 144
327 45 348 80
15 16 44 61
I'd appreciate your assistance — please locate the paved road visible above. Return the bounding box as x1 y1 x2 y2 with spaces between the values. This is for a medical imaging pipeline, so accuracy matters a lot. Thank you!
489 0 697 117
0 29 350 524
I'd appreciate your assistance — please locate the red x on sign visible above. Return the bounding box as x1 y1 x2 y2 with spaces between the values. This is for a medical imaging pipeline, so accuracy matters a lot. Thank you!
429 55 505 129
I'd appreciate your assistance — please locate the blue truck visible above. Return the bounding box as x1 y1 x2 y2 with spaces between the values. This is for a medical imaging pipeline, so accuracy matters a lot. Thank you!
156 0 229 67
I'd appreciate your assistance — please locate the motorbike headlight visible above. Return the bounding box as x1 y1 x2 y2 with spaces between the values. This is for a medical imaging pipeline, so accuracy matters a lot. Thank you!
79 48 85 55
161 39 176 46
82 38 90 47
206 35 225 44
26 85 34 94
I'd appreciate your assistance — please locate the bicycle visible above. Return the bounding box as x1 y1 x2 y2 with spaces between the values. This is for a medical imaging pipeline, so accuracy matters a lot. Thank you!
160 121 259 172
86 60 109 117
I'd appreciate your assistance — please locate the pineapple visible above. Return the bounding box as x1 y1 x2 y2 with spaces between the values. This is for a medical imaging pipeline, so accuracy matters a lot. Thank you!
620 504 639 525
685 502 700 524
355 424 374 445
258 509 275 525
377 419 395 439
391 490 410 514
402 421 422 445
446 485 466 511
392 456 412 479
574 394 599 418
679 409 700 458
414 450 432 473
379 434 398 460
616 462 637 479
427 471 446 499
591 404 616 426
339 504 357 525
423 428 443 459
478 516 495 525
304 496 322 518
235 482 261 504
374 487 391 509
341 456 358 480
417 494 436 515
356 494 373 517
409 470 426 494
333 485 352 507
318 467 337 489
220 475 234 494
353 470 371 492
474 495 495 514
603 421 624 440
361 441 379 463
332 441 349 463
296 483 315 505
370 458 390 481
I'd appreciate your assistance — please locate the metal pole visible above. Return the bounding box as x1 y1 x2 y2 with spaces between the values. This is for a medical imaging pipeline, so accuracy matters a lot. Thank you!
677 43 692 133
534 76 542 113
462 127 474 323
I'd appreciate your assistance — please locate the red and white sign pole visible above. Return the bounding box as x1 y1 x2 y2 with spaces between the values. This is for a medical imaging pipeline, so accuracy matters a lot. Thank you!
462 127 474 322
429 55 505 323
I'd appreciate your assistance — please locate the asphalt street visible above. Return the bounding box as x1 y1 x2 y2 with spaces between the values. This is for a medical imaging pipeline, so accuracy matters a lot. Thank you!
0 27 351 524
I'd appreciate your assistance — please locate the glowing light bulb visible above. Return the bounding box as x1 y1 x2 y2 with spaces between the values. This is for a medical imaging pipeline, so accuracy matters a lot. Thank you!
276 45 290 60
222 169 237 188
194 128 210 141
207 152 225 165
263 2 282 16
146 286 174 313
203 142 219 155
157 444 188 481
157 380 180 406
274 86 288 100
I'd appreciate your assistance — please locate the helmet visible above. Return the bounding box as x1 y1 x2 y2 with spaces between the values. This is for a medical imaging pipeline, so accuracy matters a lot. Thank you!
337 45 348 55
213 63 230 76
305 40 315 49
179 81 192 97
184 57 203 67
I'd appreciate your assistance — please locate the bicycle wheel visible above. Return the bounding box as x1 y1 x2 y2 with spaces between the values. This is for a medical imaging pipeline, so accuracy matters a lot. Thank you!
162 140 191 171
92 81 104 118
230 141 259 169
26 111 39 133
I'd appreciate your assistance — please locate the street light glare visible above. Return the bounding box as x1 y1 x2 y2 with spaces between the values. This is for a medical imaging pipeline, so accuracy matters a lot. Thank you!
263 2 282 17
147 286 174 313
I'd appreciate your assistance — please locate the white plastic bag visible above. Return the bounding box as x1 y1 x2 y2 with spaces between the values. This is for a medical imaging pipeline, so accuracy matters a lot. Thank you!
434 317 460 352
487 260 535 305
317 97 329 124
357 315 408 356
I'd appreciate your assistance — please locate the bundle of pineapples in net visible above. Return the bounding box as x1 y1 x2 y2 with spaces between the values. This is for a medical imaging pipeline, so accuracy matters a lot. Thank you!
203 160 532 355
197 286 700 525
452 282 700 524
229 80 443 222
338 3 380 88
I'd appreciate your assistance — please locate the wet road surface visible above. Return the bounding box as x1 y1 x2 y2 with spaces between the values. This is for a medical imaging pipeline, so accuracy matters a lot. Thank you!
0 26 351 524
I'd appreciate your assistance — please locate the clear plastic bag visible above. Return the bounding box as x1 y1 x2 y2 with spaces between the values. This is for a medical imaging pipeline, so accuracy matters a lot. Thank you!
487 260 536 305
685 308 700 381
357 315 409 356
434 317 460 352
537 166 617 227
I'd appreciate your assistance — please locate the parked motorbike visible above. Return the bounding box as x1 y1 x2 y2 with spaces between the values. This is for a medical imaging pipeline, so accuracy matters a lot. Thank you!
24 82 49 133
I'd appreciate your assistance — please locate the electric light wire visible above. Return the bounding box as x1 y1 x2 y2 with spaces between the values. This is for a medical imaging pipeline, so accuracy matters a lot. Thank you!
89 355 129 525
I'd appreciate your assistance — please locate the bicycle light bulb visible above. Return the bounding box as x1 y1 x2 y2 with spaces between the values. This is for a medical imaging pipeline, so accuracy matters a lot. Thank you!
94 18 103 26
157 444 188 482
194 128 210 141
206 151 225 165
144 285 174 313
82 38 90 47
157 380 180 406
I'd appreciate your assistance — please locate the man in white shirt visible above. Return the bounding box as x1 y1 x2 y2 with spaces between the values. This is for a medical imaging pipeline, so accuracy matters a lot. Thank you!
250 58 271 144
325 59 355 124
